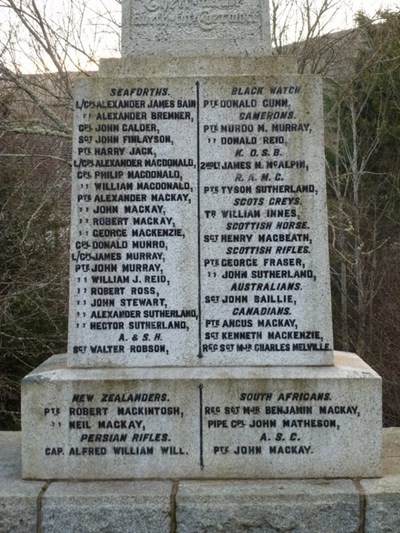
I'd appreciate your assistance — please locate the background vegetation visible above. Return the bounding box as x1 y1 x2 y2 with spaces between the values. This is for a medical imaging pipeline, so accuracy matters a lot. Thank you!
1 1 400 429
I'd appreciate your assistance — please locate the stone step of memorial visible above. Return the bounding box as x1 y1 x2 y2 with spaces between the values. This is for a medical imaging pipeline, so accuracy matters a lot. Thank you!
21 352 381 480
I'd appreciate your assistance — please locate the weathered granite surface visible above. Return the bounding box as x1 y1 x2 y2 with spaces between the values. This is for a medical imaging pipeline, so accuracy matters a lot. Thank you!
1 429 399 532
21 352 381 480
69 69 333 368
98 56 297 78
361 437 400 533
41 481 172 533
176 479 360 533
0 433 46 533
121 0 271 57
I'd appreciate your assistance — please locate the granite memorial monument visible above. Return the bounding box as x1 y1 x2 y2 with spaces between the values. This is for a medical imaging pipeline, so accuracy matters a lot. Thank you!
21 0 382 480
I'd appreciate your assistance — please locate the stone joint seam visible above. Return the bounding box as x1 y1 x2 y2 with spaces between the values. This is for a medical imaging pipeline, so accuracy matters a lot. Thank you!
353 479 366 533
36 481 50 533
170 481 179 533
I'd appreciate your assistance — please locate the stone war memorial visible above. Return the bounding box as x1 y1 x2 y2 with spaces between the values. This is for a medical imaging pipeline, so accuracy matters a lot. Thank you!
21 0 382 482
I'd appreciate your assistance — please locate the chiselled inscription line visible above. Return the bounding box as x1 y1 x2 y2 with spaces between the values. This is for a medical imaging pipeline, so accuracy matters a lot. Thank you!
198 383 204 470
68 75 333 366
196 81 203 359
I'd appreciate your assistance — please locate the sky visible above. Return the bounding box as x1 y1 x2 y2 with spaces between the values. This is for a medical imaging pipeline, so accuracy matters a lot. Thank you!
330 0 399 28
348 0 398 15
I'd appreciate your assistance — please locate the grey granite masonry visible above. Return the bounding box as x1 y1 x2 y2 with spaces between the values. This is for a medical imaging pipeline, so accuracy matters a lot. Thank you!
41 481 172 533
176 480 361 533
121 0 271 57
21 352 381 480
2 429 400 533
70 47 335 371
20 0 383 486
68 66 333 368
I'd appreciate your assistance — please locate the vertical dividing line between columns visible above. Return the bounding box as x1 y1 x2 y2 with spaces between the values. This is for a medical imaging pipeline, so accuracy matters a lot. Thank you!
199 384 204 470
196 81 203 360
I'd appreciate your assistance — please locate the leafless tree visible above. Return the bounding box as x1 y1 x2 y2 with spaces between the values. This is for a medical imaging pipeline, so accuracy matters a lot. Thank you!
0 0 120 429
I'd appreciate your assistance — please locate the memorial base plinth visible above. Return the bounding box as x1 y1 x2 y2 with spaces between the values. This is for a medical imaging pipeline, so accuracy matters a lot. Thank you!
21 352 381 480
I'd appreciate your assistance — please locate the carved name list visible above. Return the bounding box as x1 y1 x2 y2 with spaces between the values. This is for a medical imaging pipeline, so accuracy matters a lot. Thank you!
68 75 333 367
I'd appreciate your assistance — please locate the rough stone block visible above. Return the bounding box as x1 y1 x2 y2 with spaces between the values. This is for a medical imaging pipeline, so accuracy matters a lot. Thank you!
0 433 46 533
176 479 360 533
383 427 400 475
0 432 22 479
361 475 400 533
98 56 298 79
41 481 172 533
